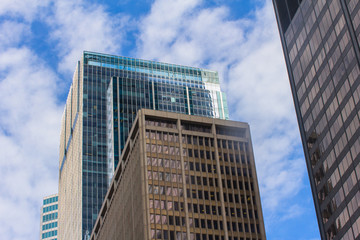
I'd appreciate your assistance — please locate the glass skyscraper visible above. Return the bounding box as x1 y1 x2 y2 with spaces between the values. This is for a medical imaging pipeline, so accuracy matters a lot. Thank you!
273 0 360 239
58 51 229 240
40 194 58 240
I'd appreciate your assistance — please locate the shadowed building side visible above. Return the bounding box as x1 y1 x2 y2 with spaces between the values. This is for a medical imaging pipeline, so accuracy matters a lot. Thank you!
273 0 360 239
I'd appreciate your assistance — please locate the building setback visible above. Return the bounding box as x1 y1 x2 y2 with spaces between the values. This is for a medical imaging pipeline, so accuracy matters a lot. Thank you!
90 109 266 240
273 0 360 239
58 51 229 240
40 194 58 240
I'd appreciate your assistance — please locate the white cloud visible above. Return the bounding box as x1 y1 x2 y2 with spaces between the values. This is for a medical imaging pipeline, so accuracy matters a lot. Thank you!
48 0 129 74
137 0 246 67
0 47 62 240
136 0 306 214
0 0 50 22
0 21 30 49
280 204 305 221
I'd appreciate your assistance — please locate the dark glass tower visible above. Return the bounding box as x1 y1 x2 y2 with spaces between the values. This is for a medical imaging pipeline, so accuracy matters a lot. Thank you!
58 52 229 240
273 0 360 239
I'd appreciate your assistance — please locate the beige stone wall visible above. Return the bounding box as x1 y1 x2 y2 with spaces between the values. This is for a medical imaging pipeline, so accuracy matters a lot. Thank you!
58 61 83 240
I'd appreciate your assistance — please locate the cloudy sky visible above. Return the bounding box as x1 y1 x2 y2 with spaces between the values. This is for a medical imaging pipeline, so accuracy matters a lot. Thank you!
0 0 320 239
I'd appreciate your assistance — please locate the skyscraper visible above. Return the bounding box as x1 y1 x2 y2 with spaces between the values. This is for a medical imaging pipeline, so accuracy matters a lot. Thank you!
90 109 266 240
40 194 58 240
273 0 360 239
58 51 229 240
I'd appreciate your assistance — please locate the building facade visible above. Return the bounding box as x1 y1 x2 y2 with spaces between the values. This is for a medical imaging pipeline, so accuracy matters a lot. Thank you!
90 109 266 240
40 194 58 240
58 51 229 240
273 0 360 239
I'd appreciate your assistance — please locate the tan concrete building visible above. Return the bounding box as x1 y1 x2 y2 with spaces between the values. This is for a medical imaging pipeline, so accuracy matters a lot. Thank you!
90 109 266 240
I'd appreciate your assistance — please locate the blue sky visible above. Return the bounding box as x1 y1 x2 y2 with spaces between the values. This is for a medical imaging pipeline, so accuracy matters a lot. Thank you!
0 0 320 239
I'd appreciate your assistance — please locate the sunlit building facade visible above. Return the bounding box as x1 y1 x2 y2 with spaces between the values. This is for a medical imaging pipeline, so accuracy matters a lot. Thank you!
58 51 229 240
90 109 266 240
273 0 360 239
40 194 58 240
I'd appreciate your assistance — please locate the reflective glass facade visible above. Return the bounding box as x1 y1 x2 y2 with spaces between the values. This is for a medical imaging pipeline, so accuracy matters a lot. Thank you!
90 109 266 240
40 194 58 240
273 0 360 239
106 57 229 175
59 52 229 240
